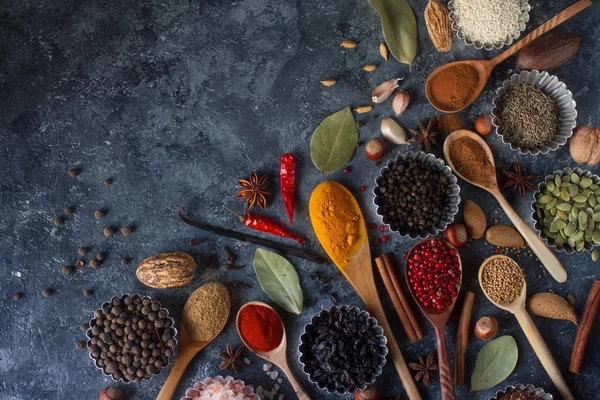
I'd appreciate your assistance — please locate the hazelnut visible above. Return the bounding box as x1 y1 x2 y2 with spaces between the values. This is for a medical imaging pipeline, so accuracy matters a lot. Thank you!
475 114 493 136
474 316 498 340
443 223 467 248
100 386 124 400
355 385 379 400
365 138 386 161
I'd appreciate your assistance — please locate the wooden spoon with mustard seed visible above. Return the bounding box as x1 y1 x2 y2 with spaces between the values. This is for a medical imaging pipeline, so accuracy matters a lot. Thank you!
236 301 310 400
443 130 567 283
156 282 230 400
478 255 574 400
425 0 591 113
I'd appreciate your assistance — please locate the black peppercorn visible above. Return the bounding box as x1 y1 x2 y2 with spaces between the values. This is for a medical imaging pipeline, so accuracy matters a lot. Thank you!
90 259 100 269
64 207 74 215
78 247 88 256
67 168 81 177
96 252 105 261
120 257 130 265
104 178 113 186
53 217 64 226
94 210 104 219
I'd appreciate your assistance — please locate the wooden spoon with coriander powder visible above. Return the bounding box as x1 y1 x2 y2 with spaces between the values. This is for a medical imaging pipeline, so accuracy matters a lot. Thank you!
236 301 310 400
425 0 592 113
443 130 567 283
156 282 230 400
478 255 574 400
309 181 422 400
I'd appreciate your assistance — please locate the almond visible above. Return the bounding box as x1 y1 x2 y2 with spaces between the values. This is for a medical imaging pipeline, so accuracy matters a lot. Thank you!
424 0 453 53
527 292 577 325
486 225 524 248
136 252 196 288
516 32 580 72
570 125 600 166
464 200 486 239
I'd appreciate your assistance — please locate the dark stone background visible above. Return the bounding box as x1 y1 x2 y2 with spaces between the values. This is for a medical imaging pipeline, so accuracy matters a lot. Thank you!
1 0 599 399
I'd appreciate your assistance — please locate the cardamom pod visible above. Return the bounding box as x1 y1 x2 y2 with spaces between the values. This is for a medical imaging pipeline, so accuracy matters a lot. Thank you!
372 78 403 104
320 79 337 87
363 64 377 72
424 0 453 53
354 106 373 114
340 40 357 49
379 43 389 60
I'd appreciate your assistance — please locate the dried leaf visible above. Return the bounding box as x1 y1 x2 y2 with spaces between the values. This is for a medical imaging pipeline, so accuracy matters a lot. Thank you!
369 0 418 67
310 107 358 174
471 336 518 391
253 249 303 314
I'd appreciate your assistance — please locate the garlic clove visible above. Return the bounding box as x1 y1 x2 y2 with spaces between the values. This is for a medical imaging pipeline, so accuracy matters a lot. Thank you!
381 118 408 144
392 91 410 116
372 78 403 104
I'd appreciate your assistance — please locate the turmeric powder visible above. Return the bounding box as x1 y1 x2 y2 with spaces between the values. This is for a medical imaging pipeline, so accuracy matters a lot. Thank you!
309 181 367 268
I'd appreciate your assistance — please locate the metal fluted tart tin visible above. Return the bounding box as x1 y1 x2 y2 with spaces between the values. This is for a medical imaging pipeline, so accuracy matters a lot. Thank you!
491 70 577 155
488 383 553 400
85 293 177 383
373 151 460 239
448 0 530 50
298 305 388 394
532 167 600 254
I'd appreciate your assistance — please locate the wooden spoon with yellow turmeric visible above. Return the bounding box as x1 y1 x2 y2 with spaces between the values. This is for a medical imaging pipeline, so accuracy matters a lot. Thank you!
309 181 421 400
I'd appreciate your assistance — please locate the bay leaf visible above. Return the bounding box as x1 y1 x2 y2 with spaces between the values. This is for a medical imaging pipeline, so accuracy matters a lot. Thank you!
369 0 418 67
253 248 303 314
471 335 518 391
310 107 358 174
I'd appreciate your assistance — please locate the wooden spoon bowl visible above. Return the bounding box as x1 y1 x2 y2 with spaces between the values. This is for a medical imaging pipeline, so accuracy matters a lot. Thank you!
236 301 310 400
405 238 462 400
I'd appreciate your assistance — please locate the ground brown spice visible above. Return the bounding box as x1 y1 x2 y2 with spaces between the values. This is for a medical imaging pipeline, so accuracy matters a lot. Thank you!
182 282 230 341
434 114 463 134
429 64 479 110
448 137 496 188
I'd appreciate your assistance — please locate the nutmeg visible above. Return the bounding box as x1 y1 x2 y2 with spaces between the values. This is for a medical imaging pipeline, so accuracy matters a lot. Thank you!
474 316 498 340
570 125 600 167
100 386 124 400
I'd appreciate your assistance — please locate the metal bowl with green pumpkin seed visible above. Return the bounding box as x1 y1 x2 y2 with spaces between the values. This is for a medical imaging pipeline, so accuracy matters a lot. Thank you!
532 167 600 254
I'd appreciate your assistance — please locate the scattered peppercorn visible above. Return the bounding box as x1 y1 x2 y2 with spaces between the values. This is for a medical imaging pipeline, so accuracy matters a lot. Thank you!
42 289 54 298
224 247 234 265
78 247 89 256
360 186 367 192
104 178 113 186
120 257 130 265
64 207 74 215
75 259 85 269
369 223 377 229
54 217 64 226
83 289 94 297
379 225 387 232
62 265 75 275
103 227 114 237
80 322 89 331
121 226 132 236
13 292 23 301
67 168 81 177
96 252 105 261
75 341 86 350
94 210 105 219
90 259 100 268
343 167 351 173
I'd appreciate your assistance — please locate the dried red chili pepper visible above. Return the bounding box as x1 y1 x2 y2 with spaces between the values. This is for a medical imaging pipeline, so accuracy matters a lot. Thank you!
279 153 296 226
224 207 304 246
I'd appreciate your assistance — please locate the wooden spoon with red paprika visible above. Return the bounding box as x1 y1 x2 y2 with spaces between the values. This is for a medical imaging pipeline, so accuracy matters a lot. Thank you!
237 301 310 400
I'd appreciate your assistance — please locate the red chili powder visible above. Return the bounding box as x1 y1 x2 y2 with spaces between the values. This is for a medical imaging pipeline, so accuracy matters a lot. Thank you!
238 304 284 352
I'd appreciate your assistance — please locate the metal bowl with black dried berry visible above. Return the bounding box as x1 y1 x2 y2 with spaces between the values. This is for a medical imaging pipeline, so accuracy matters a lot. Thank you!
298 305 387 394
374 151 460 239
86 293 177 383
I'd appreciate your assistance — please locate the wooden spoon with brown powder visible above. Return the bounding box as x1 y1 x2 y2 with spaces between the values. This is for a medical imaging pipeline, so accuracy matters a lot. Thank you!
157 282 230 400
443 130 567 283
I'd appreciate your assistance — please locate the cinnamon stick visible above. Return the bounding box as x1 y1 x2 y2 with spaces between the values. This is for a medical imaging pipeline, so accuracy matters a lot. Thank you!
454 291 476 386
569 280 600 373
374 254 423 343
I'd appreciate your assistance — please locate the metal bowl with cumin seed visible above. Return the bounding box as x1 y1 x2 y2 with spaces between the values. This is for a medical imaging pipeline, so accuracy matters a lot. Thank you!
488 383 553 400
448 0 530 50
531 167 600 254
298 305 388 394
373 151 461 239
492 70 577 156
85 293 177 383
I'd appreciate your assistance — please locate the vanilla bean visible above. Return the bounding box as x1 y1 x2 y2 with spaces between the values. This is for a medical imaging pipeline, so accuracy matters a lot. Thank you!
225 265 245 271
230 281 252 289
208 254 218 272
178 209 329 264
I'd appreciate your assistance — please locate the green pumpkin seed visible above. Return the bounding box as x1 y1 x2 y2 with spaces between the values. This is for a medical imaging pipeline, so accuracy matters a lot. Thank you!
550 220 567 232
589 196 597 207
571 173 580 184
567 237 577 248
593 230 600 243
564 222 577 236
568 184 580 197
544 228 557 239
574 201 587 209
574 194 588 203
546 198 558 210
560 189 571 202
576 241 586 252
555 235 565 248
571 230 584 242
580 177 593 188
590 184 599 191
593 212 600 222
554 175 562 187
546 182 556 192
556 210 568 220
562 175 571 183
595 205 600 212
557 203 572 212
537 194 552 204
550 208 557 217
560 230 567 239
592 249 600 262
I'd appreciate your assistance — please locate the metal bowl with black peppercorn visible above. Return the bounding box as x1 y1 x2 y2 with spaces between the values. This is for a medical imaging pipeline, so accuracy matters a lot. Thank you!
298 305 387 394
86 293 177 383
373 151 460 239
489 383 553 400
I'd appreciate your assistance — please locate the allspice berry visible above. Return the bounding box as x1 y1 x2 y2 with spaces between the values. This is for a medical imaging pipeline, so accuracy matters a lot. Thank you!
42 289 54 298
67 168 81 177
120 257 130 265
77 247 88 256
80 322 89 331
90 259 100 269
13 292 23 301
120 226 132 236
64 207 74 215
83 289 94 297
62 265 74 275
96 252 105 261
94 210 105 219
104 178 113 186
100 386 123 400
75 341 85 350
53 217 64 226
103 227 114 237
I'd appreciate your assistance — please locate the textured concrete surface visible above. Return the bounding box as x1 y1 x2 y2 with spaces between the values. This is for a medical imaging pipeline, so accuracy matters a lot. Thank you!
1 0 599 399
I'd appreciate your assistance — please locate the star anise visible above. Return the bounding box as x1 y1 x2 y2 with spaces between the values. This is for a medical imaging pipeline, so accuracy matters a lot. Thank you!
409 120 440 153
236 171 271 209
218 344 246 372
503 160 538 198
408 352 438 386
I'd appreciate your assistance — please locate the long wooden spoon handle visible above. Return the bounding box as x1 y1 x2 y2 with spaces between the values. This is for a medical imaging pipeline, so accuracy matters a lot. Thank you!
514 310 574 400
279 362 311 400
492 0 592 66
156 348 199 400
494 193 567 282
434 327 456 400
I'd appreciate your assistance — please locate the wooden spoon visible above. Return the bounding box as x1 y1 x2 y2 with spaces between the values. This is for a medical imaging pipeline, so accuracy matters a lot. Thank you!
236 301 310 400
425 0 592 113
157 283 230 400
443 130 567 283
309 181 422 400
405 239 461 400
478 255 574 400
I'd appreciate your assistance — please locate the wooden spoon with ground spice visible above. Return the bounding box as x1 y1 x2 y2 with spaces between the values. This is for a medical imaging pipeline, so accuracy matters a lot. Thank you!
425 0 591 113
478 256 573 400
443 130 566 283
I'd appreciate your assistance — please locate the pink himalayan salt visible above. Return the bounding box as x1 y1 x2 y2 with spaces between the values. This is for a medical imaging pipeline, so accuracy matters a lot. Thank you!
183 376 259 400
